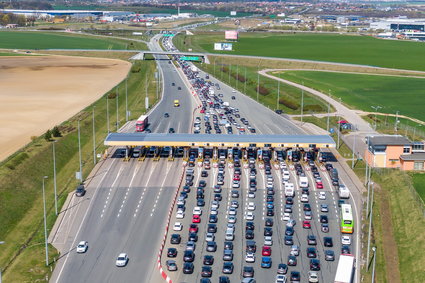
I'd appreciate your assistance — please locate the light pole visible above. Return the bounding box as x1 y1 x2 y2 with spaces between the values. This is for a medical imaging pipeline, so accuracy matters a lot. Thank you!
413 125 422 141
395 111 399 133
367 181 374 267
371 106 382 130
244 67 247 94
213 57 217 77
0 241 5 283
300 82 304 122
236 65 239 90
52 141 58 215
352 134 356 169
371 246 377 283
42 176 49 266
77 120 82 182
92 107 96 165
326 102 330 132
228 64 231 84
116 87 119 131
256 61 261 102
106 96 110 134
125 76 128 122
277 76 280 110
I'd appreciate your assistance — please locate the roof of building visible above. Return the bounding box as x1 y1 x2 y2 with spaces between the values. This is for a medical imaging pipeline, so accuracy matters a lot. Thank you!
368 135 412 146
104 133 335 148
400 152 425 161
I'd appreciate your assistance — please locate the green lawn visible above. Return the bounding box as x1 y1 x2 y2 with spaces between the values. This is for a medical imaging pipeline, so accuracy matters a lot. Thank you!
177 33 425 71
412 173 425 202
0 31 127 50
279 71 425 122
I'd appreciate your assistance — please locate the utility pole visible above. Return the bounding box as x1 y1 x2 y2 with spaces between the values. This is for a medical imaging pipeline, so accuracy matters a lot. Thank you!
77 120 82 181
92 107 96 165
52 141 57 215
371 106 382 130
116 87 119 131
42 176 49 266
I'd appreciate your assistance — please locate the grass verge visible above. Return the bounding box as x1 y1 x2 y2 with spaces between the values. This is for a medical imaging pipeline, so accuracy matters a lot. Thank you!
412 173 425 202
0 58 158 282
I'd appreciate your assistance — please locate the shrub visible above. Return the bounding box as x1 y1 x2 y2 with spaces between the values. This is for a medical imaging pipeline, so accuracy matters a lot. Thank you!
255 85 270 95
107 92 116 99
44 130 52 141
279 97 299 110
52 126 61 137
304 104 325 112
6 152 29 170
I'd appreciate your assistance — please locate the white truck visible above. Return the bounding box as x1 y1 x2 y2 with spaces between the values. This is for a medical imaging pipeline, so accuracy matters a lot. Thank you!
191 65 198 72
285 183 295 197
338 184 350 199
334 255 355 283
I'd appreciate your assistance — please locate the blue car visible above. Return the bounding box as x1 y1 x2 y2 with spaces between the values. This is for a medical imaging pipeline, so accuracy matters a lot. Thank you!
266 202 274 209
261 256 272 268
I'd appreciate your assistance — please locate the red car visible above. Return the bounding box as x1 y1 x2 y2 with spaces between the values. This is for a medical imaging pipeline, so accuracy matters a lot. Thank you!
192 215 201 223
200 109 205 114
316 182 324 189
189 224 198 233
303 220 311 229
233 175 240 181
262 246 272 256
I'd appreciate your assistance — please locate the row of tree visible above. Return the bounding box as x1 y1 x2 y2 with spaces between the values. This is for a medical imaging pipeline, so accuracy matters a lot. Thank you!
0 1 52 10
0 13 26 26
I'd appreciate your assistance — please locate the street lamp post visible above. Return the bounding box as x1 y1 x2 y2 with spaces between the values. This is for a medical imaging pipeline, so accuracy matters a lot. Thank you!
116 87 119 131
92 107 96 165
125 76 128 122
300 82 304 123
244 67 247 94
213 58 217 77
42 176 49 266
77 120 82 182
395 111 399 133
0 241 5 283
367 181 375 267
413 125 422 141
277 77 280 110
352 134 356 169
236 65 239 90
52 141 57 215
371 106 382 130
371 247 377 283
106 96 110 134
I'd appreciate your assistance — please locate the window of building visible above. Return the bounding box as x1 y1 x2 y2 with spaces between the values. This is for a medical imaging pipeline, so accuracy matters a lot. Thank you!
412 143 425 152
389 159 399 163
403 146 410 154
414 162 424 171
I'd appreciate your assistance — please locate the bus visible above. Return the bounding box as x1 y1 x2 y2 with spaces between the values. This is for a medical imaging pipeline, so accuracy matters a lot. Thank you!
334 255 355 283
135 115 148 132
341 204 354 234
174 100 180 107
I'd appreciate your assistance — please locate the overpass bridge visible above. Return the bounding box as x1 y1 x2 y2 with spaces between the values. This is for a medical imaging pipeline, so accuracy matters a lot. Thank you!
130 50 210 63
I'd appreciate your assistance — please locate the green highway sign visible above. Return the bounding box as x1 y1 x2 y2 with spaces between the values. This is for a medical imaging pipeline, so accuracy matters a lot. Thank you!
181 56 201 61
163 34 175 37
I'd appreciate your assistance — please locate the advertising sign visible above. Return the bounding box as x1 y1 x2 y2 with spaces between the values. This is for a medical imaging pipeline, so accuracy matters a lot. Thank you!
230 11 237 16
214 43 233 51
225 30 238 40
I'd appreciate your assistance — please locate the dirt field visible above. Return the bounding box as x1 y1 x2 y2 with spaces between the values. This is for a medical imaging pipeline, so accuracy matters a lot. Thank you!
0 55 131 162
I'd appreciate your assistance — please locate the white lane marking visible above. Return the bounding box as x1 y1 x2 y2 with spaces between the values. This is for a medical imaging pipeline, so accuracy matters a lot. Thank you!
117 164 141 217
132 162 159 217
100 166 124 218
150 163 173 215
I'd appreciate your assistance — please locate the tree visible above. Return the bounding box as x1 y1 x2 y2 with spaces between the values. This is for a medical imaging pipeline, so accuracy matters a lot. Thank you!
52 126 61 137
44 130 52 141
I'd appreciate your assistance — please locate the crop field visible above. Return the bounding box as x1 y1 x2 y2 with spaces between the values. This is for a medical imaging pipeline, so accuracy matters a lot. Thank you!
278 71 425 122
0 31 127 50
176 33 425 71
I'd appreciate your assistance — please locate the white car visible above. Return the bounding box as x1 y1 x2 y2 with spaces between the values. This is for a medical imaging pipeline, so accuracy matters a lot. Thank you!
248 192 255 198
245 252 255 263
318 191 326 200
205 233 215 242
173 222 183 231
228 207 237 215
228 215 237 224
276 275 287 283
211 201 219 209
115 253 128 267
308 271 319 283
232 180 240 188
193 207 202 215
341 235 351 245
286 219 296 228
186 241 196 251
245 212 255 221
301 194 309 203
210 207 218 215
247 202 256 211
76 241 88 253
283 213 290 221
176 211 185 219
264 236 273 246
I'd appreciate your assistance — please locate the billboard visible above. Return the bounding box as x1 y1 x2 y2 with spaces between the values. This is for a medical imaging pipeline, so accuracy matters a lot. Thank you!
230 11 237 16
225 30 238 40
214 43 233 51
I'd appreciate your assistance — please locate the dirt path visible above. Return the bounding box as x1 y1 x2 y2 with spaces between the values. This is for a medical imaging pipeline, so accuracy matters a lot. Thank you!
0 55 131 162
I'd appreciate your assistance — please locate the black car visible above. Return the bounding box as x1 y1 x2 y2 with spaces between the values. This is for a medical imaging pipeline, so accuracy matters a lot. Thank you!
164 113 169 118
246 221 255 231
310 259 321 271
320 215 329 223
197 199 205 206
242 266 254 278
264 227 273 236
231 96 236 100
171 82 175 86
325 163 333 171
222 262 233 274
183 250 195 262
265 218 274 227
201 170 208 177
341 245 351 255
307 235 317 245
307 247 317 258
275 109 283 114
219 276 230 283
183 262 194 274
206 241 217 252
303 203 311 211
207 224 217 233
201 266 212 277
209 214 217 223
75 185 86 197
285 226 294 236
266 209 274 216
188 232 198 242
170 234 181 244
246 241 256 252
168 128 175 133
290 271 301 282
286 197 293 205
245 230 254 239
277 263 288 274
324 237 333 247
284 235 293 245
203 255 214 265
178 87 182 90
288 255 297 266
325 250 335 261
224 241 233 250
167 247 177 257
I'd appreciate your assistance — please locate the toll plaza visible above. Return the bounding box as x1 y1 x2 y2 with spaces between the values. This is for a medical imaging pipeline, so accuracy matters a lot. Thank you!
104 133 336 167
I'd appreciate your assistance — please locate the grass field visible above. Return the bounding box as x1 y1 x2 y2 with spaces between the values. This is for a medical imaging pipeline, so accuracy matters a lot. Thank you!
0 31 128 50
412 173 425 202
175 33 425 71
0 59 158 282
279 71 425 122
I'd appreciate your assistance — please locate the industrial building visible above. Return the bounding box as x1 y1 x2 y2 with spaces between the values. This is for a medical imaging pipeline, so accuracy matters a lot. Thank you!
370 18 425 31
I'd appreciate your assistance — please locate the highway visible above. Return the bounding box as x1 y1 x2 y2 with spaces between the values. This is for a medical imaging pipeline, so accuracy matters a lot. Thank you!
51 33 361 283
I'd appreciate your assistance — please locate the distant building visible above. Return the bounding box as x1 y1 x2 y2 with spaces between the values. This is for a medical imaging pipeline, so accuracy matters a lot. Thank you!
370 18 425 32
364 135 425 170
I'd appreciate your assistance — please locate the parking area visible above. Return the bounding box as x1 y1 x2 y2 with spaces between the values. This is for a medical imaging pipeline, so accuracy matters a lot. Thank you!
161 151 355 283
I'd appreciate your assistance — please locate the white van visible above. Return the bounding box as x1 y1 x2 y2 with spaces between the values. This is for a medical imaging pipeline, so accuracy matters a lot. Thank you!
338 184 350 199
285 183 295 197
299 176 309 188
